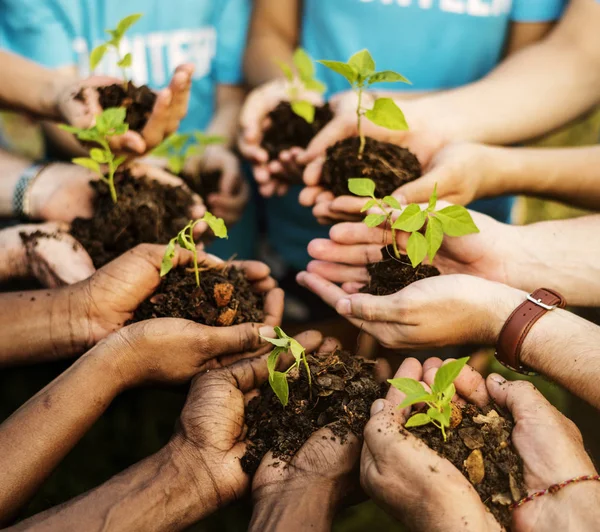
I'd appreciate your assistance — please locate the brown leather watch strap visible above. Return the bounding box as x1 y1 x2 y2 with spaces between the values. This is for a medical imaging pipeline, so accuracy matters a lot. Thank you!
496 288 566 374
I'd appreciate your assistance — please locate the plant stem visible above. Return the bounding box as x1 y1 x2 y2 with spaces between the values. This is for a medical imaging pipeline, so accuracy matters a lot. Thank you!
189 225 200 287
302 353 312 400
356 86 366 159
391 227 401 259
107 166 118 203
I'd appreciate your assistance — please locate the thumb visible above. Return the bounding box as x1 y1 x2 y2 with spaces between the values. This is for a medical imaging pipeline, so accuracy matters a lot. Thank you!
336 292 396 322
486 375 551 421
297 116 354 169
394 167 446 205
202 322 273 357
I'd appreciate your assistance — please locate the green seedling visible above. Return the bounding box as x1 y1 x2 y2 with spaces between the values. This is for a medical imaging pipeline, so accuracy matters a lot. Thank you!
389 357 469 441
318 49 410 158
261 327 312 407
161 212 228 287
90 13 143 81
59 107 129 203
349 178 479 267
152 132 226 175
276 48 327 124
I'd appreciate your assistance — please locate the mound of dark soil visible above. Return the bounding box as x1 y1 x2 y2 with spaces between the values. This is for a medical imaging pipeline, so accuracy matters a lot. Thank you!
97 82 157 131
182 170 222 202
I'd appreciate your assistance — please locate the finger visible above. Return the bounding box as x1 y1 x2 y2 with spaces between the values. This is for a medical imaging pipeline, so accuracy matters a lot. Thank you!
275 182 289 196
141 88 172 149
109 130 146 154
329 223 392 246
238 135 269 164
374 357 392 383
254 165 271 185
306 260 369 284
307 238 383 265
313 202 362 223
341 282 365 294
258 181 277 198
201 322 273 359
329 195 371 216
296 271 354 312
336 292 400 323
262 288 285 327
486 375 549 421
318 337 342 354
395 168 448 206
268 160 284 175
299 185 325 207
167 64 194 133
422 357 443 375
297 118 353 167
386 358 423 414
232 260 271 281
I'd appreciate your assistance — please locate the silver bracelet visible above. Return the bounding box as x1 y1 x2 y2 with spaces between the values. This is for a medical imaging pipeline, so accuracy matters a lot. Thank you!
12 163 50 219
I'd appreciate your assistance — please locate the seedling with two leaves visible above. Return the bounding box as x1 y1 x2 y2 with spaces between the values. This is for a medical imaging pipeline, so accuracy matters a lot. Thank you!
318 49 410 158
160 212 228 287
59 107 129 203
90 13 143 82
277 48 327 124
152 132 226 176
389 357 469 441
261 328 312 407
348 178 479 268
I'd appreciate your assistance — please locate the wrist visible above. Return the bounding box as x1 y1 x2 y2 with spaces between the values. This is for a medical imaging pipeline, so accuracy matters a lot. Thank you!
479 282 527 345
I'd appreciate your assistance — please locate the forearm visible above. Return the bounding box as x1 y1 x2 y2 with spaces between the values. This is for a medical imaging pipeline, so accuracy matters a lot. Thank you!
0 346 124 524
10 438 218 532
0 227 29 282
0 289 91 365
0 149 31 217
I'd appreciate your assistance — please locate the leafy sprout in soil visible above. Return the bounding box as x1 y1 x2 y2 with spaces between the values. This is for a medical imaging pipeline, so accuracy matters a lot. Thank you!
349 178 479 267
89 13 143 81
261 327 312 407
317 49 410 158
161 212 228 287
152 131 226 176
389 357 469 441
276 48 327 124
59 107 129 203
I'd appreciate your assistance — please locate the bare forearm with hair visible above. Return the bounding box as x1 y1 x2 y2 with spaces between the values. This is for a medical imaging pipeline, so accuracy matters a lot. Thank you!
9 438 219 532
207 86 246 147
0 346 124 525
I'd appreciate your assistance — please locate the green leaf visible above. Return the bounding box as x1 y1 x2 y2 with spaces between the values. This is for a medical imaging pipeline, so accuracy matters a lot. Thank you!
167 156 184 175
365 98 409 131
317 60 357 86
289 339 305 364
263 337 290 348
177 229 194 252
89 148 109 163
388 378 427 397
348 178 375 197
90 44 108 70
405 413 432 428
428 184 438 212
58 124 85 135
434 206 479 237
116 13 143 38
361 198 377 212
442 383 456 402
269 371 290 407
425 216 444 263
275 59 294 82
398 393 436 409
348 49 375 77
113 155 127 170
368 70 411 85
427 406 451 427
293 48 314 82
406 231 428 268
160 238 177 277
432 357 469 394
392 204 426 232
364 214 387 228
383 196 402 210
113 124 129 135
267 347 284 376
117 53 132 68
291 100 315 124
77 129 102 142
193 132 226 146
304 78 327 94
202 212 228 239
274 326 290 339
72 157 101 174
101 107 127 131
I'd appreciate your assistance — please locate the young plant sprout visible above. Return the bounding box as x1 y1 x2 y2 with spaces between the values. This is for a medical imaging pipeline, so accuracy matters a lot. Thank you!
261 327 312 407
277 48 326 124
348 178 479 268
59 107 129 203
389 357 469 441
160 212 228 287
318 49 410 158
89 13 143 81
152 132 226 175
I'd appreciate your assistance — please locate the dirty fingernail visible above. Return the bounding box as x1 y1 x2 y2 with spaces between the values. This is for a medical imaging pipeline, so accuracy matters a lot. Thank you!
370 399 385 417
489 373 507 385
259 326 276 339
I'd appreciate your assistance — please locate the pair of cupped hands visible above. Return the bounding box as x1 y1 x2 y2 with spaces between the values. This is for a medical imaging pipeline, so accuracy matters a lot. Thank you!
54 242 598 531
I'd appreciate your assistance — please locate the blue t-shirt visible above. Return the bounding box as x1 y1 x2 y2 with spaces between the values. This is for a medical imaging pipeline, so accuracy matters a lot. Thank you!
0 0 257 259
267 0 566 270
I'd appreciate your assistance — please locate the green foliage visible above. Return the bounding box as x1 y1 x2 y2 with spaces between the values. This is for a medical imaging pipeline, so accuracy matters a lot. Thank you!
349 179 479 267
59 107 128 203
261 327 312 407
318 49 410 157
276 48 326 124
152 131 225 175
389 357 469 441
90 13 143 80
160 212 228 286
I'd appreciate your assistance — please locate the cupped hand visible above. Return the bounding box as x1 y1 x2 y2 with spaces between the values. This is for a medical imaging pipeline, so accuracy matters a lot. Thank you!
56 64 195 155
0 222 95 287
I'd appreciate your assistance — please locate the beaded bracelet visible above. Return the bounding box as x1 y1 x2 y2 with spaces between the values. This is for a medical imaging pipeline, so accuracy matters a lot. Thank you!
511 475 600 510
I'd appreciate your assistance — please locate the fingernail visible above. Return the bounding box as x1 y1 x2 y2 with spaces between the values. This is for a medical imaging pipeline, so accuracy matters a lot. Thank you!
337 298 351 316
370 399 385 417
296 271 306 284
259 326 276 339
490 374 507 385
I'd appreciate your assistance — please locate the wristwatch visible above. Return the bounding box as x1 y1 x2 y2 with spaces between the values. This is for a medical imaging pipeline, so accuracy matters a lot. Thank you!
12 163 50 219
495 288 566 374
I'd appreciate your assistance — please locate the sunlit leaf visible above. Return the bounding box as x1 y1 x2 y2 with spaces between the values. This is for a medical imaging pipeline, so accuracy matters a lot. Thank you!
291 100 315 124
276 59 294 82
392 204 425 232
202 212 228 239
405 413 432 428
364 214 387 228
116 13 143 38
388 378 427 397
365 98 409 131
348 49 375 77
293 48 314 82
348 177 376 197
90 148 109 163
117 53 132 68
267 347 285 375
432 357 469 394
406 231 427 267
361 198 378 212
72 157 101 174
434 206 480 237
317 60 357 86
425 216 444 263
160 238 177 277
90 45 108 71
270 371 290 407
368 70 411 85
427 184 438 212
289 338 305 364
383 196 401 210
304 78 327 94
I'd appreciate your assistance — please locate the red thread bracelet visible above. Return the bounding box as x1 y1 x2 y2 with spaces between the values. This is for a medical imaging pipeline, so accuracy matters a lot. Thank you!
511 475 600 510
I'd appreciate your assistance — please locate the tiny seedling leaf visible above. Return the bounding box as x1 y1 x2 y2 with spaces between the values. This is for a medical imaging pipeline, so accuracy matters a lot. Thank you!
274 326 290 339
276 59 294 82
428 184 438 212
388 378 427 397
364 214 387 228
443 383 456 402
58 124 85 135
425 216 444 263
383 196 402 210
427 407 449 426
365 98 409 131
392 204 426 232
113 155 127 169
160 238 177 277
317 60 357 86
167 156 184 175
361 198 378 212
368 70 411 85
202 212 228 239
432 357 469 394
270 371 290 407
267 347 284 375
289 338 305 364
76 129 103 142
90 44 108 70
348 49 375 77
348 178 375 197
398 393 435 409
304 78 327 94
263 337 290 348
89 148 109 163
116 13 142 38
117 53 132 68
102 107 128 130
72 157 101 174
293 48 315 82
291 100 315 124
405 413 432 428
406 231 428 267
434 206 479 237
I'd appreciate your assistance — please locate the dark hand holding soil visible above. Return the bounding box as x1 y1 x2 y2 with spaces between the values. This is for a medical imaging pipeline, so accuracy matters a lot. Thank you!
241 350 383 474
131 265 265 327
70 170 193 267
96 82 157 131
182 170 222 203
321 137 421 197
361 245 440 296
